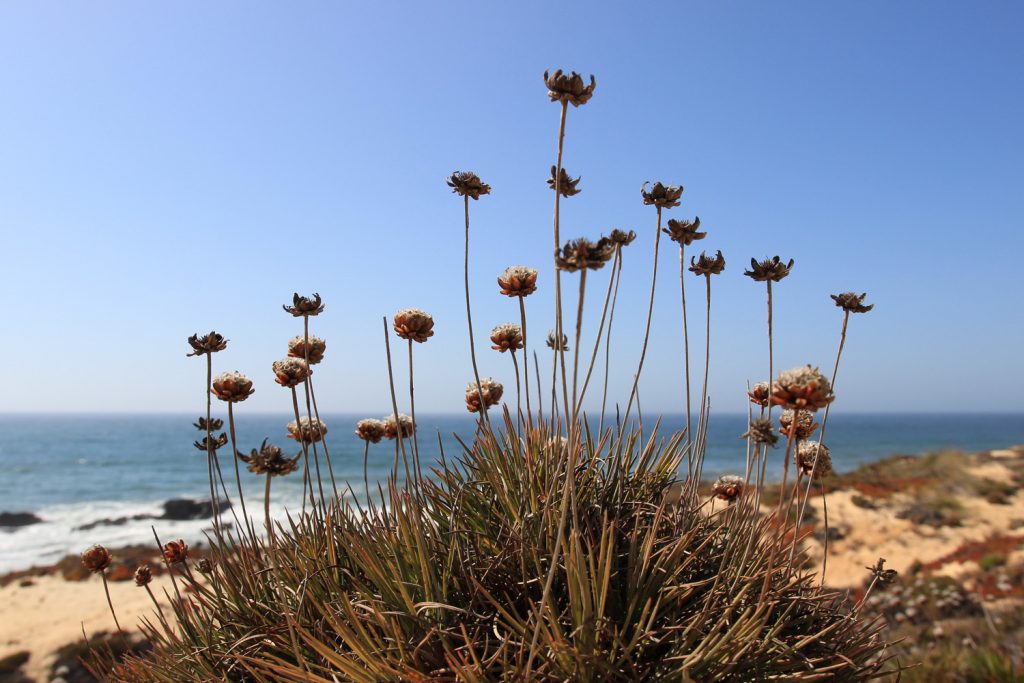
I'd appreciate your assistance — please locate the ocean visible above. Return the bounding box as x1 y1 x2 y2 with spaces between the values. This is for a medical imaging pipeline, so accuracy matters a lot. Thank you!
1 412 1021 573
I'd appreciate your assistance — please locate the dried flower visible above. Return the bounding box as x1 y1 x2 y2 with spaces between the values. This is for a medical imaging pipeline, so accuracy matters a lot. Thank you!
663 217 705 246
712 475 744 503
81 545 112 573
272 357 310 388
162 539 189 565
689 250 726 276
355 418 387 444
498 266 538 297
748 382 770 407
282 293 324 317
287 335 326 364
779 409 819 440
641 181 683 209
867 557 898 584
239 438 300 476
796 442 833 479
546 330 569 351
187 332 228 357
383 413 415 439
211 371 254 403
490 323 524 353
543 69 596 107
555 237 614 272
193 417 224 432
287 416 328 444
446 171 491 200
547 165 581 197
609 229 637 246
831 292 874 314
771 366 835 412
133 564 152 587
393 308 435 343
195 558 214 574
193 432 228 452
741 418 779 447
744 256 795 283
465 378 503 414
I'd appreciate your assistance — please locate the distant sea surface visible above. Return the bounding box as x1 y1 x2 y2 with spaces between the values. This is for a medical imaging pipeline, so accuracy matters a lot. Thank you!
1 413 1021 573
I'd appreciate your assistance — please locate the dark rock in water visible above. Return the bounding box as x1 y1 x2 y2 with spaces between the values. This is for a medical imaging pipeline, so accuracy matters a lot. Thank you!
75 513 155 531
0 511 42 528
161 498 230 520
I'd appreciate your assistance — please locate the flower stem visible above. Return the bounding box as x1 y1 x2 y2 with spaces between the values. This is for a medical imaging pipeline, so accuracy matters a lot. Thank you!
226 402 252 538
570 269 587 418
599 246 624 434
518 296 533 428
463 195 489 427
100 572 123 633
623 206 663 427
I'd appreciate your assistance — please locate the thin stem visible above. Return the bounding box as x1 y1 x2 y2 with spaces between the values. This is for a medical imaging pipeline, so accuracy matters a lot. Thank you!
623 206 663 427
511 350 523 437
226 402 252 537
301 317 329 510
463 195 489 427
679 244 692 450
290 388 314 511
407 339 423 486
264 473 273 539
577 248 619 416
600 247 624 434
570 269 587 418
100 573 123 633
533 349 544 419
518 296 533 428
363 441 371 506
382 317 412 488
692 274 713 490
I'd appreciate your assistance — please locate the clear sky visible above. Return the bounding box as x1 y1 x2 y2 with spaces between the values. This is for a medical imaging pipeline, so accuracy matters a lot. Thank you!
1 2 1021 415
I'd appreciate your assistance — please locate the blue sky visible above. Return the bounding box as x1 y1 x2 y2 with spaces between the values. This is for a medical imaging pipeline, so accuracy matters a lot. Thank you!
1 2 1021 415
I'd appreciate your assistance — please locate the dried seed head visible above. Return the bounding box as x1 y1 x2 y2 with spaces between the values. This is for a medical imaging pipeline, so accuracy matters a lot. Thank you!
663 217 705 246
446 171 491 200
272 357 310 388
193 417 224 432
211 371 255 403
779 408 819 440
745 256 795 283
187 331 228 357
393 308 435 343
609 229 637 246
383 413 415 439
465 378 503 413
772 365 835 412
641 181 683 209
796 441 833 479
831 292 874 314
195 558 214 574
547 165 581 197
490 323 524 353
498 266 539 298
689 250 726 276
287 335 327 364
162 539 189 565
712 475 744 503
546 330 569 351
193 432 228 452
741 418 779 447
287 416 328 444
555 237 614 272
240 438 300 476
282 293 324 317
748 382 771 407
867 557 898 584
354 418 387 444
543 69 596 107
134 564 152 587
81 545 112 573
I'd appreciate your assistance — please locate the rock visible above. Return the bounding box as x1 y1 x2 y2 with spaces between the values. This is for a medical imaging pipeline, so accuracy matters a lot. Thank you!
0 511 42 528
161 498 230 520
75 513 155 531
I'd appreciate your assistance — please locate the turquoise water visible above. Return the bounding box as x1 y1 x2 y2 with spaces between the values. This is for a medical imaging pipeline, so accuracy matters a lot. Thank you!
1 412 1021 571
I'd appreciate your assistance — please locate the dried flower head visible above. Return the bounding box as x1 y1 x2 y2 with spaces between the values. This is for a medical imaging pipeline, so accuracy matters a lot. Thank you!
239 438 301 476
193 432 228 452
383 413 415 439
779 408 819 440
490 323 524 353
465 378 503 414
712 475 744 503
741 418 779 447
555 237 614 272
211 371 255 403
287 335 327 364
745 256 795 283
446 171 491 200
287 416 328 444
771 365 835 412
134 564 152 587
543 69 596 107
393 308 435 343
641 181 683 209
689 250 726 276
867 557 898 584
547 165 581 197
81 545 112 573
748 382 770 407
831 292 874 314
663 217 705 246
796 442 833 479
193 417 224 432
355 418 387 444
187 332 227 357
609 229 637 246
195 558 214 574
282 293 324 317
272 357 310 388
162 539 189 565
498 266 538 298
546 330 569 351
